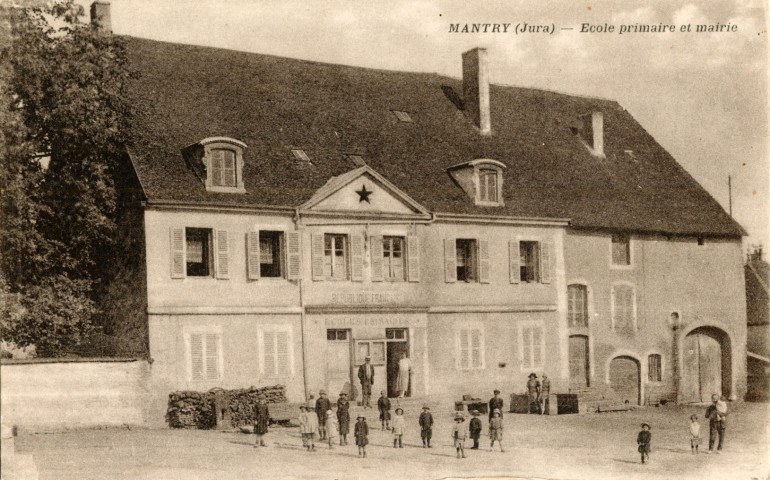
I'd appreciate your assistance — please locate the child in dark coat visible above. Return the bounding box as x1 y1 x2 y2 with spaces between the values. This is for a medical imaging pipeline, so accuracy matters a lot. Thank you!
253 394 269 447
419 404 433 448
378 391 392 430
315 390 332 440
637 423 651 464
354 414 369 458
336 391 350 446
469 410 482 449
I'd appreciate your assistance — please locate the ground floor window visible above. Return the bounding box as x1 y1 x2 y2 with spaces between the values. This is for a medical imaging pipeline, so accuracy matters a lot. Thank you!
457 324 484 369
648 354 662 382
520 324 544 370
260 328 293 377
187 332 221 381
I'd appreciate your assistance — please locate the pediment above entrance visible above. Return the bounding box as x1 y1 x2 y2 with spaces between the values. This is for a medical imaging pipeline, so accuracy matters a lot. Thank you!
302 166 429 217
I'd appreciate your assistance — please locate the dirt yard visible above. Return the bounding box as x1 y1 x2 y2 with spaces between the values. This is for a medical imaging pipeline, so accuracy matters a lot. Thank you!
7 400 769 480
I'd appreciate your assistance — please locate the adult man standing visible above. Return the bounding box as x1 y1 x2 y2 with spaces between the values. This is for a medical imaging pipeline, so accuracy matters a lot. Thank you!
488 389 504 420
526 373 541 414
540 374 551 415
704 394 727 453
357 356 375 408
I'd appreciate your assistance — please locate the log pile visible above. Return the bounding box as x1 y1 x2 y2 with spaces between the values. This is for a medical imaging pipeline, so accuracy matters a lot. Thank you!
166 385 287 429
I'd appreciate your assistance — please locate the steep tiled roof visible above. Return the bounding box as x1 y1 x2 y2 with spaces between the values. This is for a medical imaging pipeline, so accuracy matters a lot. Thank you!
124 36 744 237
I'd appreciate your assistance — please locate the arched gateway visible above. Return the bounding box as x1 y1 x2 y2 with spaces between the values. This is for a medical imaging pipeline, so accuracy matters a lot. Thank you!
681 326 731 403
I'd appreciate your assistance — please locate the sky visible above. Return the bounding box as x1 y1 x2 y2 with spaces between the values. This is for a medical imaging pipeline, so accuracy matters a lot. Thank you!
88 0 768 252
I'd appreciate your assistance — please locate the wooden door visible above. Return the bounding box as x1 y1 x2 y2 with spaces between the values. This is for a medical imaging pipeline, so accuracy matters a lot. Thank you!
682 330 723 403
609 356 640 405
326 330 352 398
569 336 589 388
682 333 701 402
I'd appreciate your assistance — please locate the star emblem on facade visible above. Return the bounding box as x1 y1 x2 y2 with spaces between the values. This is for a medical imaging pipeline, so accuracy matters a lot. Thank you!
356 184 372 203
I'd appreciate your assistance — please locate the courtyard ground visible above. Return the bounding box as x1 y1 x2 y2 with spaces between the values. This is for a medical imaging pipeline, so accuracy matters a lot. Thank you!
4 399 769 480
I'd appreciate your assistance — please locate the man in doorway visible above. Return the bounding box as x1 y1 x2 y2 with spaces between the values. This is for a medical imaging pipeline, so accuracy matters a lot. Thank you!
540 374 551 415
705 394 727 453
358 356 375 408
526 373 541 414
396 353 412 399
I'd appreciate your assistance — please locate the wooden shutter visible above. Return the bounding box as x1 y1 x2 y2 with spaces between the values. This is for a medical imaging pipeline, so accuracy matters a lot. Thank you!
533 327 543 367
540 240 553 284
350 234 364 282
407 235 420 282
370 235 384 282
263 331 276 376
509 240 520 284
190 333 203 380
444 238 457 283
459 329 469 369
205 333 219 380
215 230 229 279
277 331 291 376
286 231 301 280
522 327 532 368
311 234 325 281
171 227 186 279
479 239 490 284
246 231 261 280
471 329 481 368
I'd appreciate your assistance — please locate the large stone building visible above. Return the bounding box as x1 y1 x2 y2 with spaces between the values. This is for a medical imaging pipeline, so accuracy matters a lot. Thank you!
96 4 747 415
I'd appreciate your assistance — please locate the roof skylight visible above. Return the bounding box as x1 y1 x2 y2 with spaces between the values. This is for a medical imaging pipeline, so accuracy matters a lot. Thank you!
392 110 414 123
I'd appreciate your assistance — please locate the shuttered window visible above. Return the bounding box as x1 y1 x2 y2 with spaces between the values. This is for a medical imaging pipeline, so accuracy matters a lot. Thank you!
383 236 405 281
568 284 589 327
456 239 478 282
185 228 212 277
612 284 636 332
457 326 484 369
612 233 631 266
511 240 553 284
521 325 544 369
322 234 348 280
648 354 662 382
189 332 221 381
261 328 293 377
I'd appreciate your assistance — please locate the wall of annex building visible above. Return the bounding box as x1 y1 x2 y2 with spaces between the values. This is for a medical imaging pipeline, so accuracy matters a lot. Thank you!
563 230 747 402
426 311 562 399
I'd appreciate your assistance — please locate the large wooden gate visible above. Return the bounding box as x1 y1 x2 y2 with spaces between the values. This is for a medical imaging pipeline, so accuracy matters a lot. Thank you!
682 327 727 403
569 335 589 388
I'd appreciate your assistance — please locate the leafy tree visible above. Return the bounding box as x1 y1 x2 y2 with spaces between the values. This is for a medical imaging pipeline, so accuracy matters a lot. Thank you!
1 1 133 356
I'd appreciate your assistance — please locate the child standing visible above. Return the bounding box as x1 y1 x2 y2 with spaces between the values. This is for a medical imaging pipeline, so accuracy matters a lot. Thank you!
452 414 468 459
304 402 319 451
419 404 433 448
354 414 369 458
392 407 406 448
253 394 269 448
489 409 504 452
469 410 482 450
315 390 331 440
325 409 339 449
336 391 350 446
689 415 701 454
637 423 651 464
378 391 392 430
298 405 310 450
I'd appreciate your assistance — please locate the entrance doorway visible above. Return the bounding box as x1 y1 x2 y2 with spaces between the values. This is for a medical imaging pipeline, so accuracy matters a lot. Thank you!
609 356 640 405
682 326 731 403
569 335 590 388
386 328 409 398
326 329 352 399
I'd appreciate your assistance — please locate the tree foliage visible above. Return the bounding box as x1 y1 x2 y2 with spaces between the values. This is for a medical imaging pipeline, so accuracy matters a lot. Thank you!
1 1 133 356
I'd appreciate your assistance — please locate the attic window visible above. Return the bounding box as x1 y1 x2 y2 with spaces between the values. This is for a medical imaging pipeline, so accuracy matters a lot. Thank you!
345 154 366 167
392 110 413 123
291 149 312 164
447 159 506 207
182 137 247 194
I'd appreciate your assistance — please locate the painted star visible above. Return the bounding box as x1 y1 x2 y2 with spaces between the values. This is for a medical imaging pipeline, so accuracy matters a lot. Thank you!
356 184 372 204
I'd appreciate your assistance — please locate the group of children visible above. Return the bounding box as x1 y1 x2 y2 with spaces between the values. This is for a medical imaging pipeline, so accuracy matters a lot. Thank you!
636 406 726 465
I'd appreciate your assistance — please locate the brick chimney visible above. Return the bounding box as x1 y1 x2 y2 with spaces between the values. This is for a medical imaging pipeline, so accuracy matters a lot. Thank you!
462 48 491 136
90 1 112 33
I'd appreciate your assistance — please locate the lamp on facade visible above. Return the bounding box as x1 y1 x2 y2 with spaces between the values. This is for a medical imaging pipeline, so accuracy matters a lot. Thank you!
668 311 681 331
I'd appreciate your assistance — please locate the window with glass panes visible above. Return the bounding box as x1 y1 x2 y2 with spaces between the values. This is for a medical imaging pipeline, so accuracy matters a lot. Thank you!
211 148 237 187
327 329 348 341
478 168 498 203
259 231 283 277
648 354 662 382
568 284 588 327
324 234 347 280
456 239 477 282
186 228 212 277
382 236 405 281
386 328 407 340
520 241 539 282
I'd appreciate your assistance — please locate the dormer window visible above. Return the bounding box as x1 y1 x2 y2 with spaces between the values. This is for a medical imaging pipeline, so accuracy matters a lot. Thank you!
182 137 246 193
447 158 505 207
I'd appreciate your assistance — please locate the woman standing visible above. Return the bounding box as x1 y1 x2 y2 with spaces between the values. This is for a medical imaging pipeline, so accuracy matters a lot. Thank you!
396 353 412 398
253 394 269 447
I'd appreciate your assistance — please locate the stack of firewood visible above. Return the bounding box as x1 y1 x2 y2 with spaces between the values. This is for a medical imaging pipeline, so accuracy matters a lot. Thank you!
166 385 287 429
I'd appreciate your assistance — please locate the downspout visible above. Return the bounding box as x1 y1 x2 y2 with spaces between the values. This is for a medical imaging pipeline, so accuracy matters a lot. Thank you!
295 207 309 401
